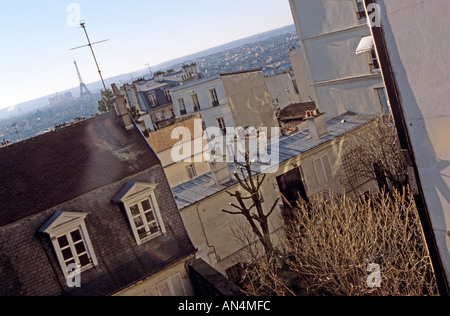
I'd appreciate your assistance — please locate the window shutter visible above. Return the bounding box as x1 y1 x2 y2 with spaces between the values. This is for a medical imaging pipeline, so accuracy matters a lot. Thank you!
314 158 327 186
157 280 172 296
169 274 186 296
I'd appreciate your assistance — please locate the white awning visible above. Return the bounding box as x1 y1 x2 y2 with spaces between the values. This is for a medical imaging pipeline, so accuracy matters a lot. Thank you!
356 36 374 54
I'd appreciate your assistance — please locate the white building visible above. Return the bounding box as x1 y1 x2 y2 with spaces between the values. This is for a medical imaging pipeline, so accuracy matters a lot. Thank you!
170 69 279 141
288 0 389 120
367 0 450 292
170 75 234 140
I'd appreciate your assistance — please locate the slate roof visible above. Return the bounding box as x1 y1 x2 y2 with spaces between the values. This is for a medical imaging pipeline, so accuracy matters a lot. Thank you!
0 111 160 227
172 112 376 210
279 102 317 121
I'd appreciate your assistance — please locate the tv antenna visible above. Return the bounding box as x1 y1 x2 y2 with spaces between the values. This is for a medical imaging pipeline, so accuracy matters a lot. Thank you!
70 21 109 91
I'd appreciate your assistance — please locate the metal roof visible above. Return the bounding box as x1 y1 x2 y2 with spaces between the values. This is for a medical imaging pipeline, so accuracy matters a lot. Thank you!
172 112 377 210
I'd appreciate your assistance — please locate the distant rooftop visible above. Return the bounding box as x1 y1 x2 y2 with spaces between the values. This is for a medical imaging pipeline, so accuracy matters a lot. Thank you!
172 112 376 210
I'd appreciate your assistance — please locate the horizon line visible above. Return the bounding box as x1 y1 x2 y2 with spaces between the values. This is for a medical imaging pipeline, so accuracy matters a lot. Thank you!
1 23 296 111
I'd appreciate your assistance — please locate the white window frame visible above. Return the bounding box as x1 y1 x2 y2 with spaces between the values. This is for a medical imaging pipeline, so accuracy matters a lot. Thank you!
186 164 197 180
313 154 334 186
355 0 367 22
149 94 158 107
191 93 200 111
178 98 186 114
164 89 172 102
217 117 226 135
209 88 219 106
368 48 381 73
113 183 166 246
39 212 98 279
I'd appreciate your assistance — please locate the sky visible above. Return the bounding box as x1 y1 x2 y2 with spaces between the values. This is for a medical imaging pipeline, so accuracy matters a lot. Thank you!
0 0 295 110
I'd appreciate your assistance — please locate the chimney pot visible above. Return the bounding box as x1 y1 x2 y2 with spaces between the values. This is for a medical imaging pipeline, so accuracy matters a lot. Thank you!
115 95 134 130
305 112 328 140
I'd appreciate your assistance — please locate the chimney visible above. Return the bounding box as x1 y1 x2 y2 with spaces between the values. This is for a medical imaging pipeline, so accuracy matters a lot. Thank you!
115 95 134 130
305 109 328 140
207 144 232 185
210 160 232 185
154 71 165 83
111 83 120 96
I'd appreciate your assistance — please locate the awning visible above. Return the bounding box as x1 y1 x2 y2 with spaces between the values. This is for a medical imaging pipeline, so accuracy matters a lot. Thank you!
356 36 374 54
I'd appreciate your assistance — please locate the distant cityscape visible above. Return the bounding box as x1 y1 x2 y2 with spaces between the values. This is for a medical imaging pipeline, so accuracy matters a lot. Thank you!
0 25 298 143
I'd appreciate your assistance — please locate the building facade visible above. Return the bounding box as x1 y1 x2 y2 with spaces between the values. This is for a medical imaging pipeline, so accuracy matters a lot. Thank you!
366 0 450 291
170 69 280 140
288 0 388 120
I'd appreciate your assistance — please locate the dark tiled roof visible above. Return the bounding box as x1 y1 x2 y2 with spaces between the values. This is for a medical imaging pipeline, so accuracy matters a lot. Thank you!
0 112 160 227
279 101 317 120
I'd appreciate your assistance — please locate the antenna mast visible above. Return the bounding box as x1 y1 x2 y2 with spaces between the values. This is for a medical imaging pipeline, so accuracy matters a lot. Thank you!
70 21 109 92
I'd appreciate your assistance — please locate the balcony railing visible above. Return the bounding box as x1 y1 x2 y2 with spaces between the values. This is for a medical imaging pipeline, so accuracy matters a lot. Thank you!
211 100 220 107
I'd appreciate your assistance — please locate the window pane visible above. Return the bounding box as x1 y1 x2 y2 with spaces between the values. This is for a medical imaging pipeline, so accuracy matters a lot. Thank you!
57 235 69 248
150 223 161 234
145 211 156 223
314 158 327 186
134 216 144 228
62 247 74 261
66 259 76 268
322 156 334 182
138 228 147 239
70 230 82 243
141 199 152 211
79 254 91 267
130 204 140 216
75 242 86 255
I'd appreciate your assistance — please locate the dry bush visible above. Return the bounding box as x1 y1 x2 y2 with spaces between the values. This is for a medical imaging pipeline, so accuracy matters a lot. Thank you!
238 189 438 296
342 116 408 191
283 189 438 296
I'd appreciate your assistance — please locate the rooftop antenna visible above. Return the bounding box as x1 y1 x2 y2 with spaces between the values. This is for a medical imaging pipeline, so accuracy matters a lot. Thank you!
70 21 109 91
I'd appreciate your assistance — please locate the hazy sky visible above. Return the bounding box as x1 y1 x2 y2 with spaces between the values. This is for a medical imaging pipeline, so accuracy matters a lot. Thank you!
0 0 294 110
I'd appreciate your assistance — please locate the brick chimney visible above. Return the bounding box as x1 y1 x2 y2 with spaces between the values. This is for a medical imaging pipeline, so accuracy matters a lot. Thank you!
305 109 328 140
115 95 134 130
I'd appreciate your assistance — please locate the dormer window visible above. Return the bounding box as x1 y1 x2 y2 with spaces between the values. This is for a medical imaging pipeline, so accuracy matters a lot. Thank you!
39 212 98 279
112 182 166 245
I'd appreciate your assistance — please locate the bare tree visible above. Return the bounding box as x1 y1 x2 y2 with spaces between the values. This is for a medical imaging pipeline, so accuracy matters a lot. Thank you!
342 115 407 192
222 152 280 257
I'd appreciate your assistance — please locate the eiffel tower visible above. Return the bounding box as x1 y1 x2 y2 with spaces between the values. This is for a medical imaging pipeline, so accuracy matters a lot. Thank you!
74 60 91 97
